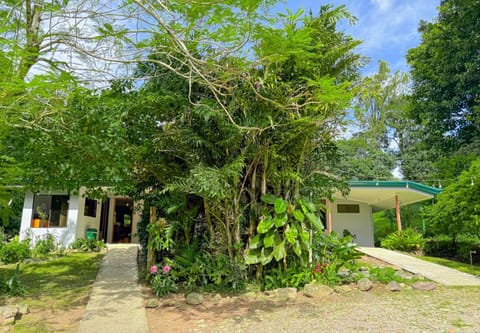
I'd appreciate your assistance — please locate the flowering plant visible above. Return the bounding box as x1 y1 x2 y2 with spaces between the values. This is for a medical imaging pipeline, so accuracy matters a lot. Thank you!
149 263 177 297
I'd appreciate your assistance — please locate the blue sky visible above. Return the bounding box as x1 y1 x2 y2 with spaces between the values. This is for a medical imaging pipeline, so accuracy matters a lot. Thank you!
277 0 440 75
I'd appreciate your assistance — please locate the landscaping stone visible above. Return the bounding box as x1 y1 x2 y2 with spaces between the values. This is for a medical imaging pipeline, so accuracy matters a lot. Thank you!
303 283 334 299
394 270 413 280
412 282 436 291
337 268 350 279
161 299 176 307
0 306 17 325
357 278 373 291
273 288 297 301
0 326 11 333
240 291 257 302
212 293 222 305
386 281 402 292
145 299 159 308
16 304 29 315
186 292 204 305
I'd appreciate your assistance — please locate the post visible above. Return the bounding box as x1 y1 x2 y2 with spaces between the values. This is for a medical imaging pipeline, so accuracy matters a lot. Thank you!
395 195 402 234
146 206 157 271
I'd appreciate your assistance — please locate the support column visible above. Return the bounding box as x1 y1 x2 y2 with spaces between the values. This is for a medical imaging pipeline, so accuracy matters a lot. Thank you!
327 200 333 234
395 195 402 234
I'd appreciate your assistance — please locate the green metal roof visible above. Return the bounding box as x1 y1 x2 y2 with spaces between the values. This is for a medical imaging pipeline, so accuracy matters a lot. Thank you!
334 180 442 212
348 181 442 196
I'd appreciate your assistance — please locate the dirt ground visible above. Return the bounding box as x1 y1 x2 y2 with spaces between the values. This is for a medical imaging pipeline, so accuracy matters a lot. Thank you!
145 257 480 333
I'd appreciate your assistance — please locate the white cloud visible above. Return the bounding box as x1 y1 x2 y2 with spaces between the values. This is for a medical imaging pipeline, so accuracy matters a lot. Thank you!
370 0 393 12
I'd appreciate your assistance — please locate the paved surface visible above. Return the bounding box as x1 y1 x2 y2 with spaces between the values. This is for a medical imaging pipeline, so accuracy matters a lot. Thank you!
78 244 148 333
358 247 480 287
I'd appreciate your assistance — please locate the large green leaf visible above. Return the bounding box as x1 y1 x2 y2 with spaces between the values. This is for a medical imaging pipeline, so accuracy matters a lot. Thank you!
299 198 316 214
292 209 304 222
244 248 262 264
273 213 288 227
285 225 298 244
261 194 278 205
292 240 302 257
257 217 274 234
263 230 275 248
306 212 324 231
274 198 288 214
249 234 262 249
273 240 286 261
260 248 274 265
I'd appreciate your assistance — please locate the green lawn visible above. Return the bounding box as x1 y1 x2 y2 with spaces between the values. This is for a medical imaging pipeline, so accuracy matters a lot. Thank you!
0 252 103 332
418 256 480 277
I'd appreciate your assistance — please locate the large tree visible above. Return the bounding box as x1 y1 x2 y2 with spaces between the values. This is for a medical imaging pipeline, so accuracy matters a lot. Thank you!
407 0 480 154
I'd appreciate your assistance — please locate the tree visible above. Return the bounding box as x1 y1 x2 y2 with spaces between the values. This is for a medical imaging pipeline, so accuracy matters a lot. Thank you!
407 0 480 154
427 158 480 240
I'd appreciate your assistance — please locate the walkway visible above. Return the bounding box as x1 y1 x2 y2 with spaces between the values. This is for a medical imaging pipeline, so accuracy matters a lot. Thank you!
358 247 480 287
78 244 148 333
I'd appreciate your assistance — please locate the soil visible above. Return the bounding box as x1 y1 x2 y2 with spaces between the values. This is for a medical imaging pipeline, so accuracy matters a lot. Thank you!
145 256 480 333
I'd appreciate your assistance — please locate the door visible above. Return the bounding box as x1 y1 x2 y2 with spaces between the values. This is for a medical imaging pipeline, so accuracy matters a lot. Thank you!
112 198 133 243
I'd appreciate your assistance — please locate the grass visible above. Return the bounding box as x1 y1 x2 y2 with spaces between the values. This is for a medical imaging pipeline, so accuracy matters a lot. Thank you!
418 255 480 277
0 252 104 332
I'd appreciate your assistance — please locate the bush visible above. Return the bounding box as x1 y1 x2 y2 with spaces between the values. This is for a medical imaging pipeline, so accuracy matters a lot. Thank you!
70 238 105 252
0 236 31 264
423 234 480 263
0 263 27 296
381 228 425 253
32 234 57 258
149 264 178 297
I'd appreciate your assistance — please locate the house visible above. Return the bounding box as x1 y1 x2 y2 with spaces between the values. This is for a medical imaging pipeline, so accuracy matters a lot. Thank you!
18 180 441 248
19 187 141 247
327 181 442 247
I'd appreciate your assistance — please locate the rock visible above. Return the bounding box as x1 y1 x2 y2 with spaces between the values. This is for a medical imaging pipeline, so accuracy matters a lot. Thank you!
394 270 413 280
386 281 402 292
212 293 222 305
357 278 373 291
16 304 29 315
273 288 297 301
0 326 11 333
240 291 257 302
359 266 369 272
186 292 204 305
334 285 353 294
303 283 334 299
0 306 18 321
337 268 350 279
161 299 176 307
412 282 436 291
145 299 158 308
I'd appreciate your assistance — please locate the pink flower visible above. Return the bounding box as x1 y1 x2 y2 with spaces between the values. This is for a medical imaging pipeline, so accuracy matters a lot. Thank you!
149 265 158 274
163 265 171 274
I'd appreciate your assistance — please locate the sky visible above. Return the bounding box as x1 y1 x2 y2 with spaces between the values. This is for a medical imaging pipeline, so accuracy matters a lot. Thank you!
278 0 440 75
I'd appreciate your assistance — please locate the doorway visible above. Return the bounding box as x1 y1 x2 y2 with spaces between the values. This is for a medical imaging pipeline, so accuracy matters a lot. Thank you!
112 198 133 243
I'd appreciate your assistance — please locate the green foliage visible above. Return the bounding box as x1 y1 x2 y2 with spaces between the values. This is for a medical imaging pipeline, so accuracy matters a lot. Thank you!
381 228 426 253
311 232 361 285
423 234 480 263
245 196 322 266
426 159 480 238
149 265 178 297
367 267 402 284
262 265 314 290
0 236 31 264
32 234 57 258
70 238 105 252
167 247 246 293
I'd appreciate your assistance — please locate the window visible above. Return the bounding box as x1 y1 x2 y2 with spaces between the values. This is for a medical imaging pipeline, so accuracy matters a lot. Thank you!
84 198 97 217
31 195 69 228
337 204 360 214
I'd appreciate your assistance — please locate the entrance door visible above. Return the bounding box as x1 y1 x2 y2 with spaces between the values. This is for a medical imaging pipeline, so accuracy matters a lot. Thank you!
112 198 133 243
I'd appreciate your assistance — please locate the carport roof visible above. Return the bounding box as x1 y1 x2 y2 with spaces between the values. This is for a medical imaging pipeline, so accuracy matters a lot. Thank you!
335 181 442 212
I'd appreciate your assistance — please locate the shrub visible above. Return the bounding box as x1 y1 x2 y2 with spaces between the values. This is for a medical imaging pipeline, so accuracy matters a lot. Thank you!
70 238 105 252
381 228 425 253
32 233 57 258
263 265 315 290
0 236 31 264
149 264 178 297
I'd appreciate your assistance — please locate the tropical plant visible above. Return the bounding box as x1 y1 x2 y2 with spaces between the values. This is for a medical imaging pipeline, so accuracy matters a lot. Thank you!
0 236 31 264
70 238 105 252
381 228 426 253
32 233 57 258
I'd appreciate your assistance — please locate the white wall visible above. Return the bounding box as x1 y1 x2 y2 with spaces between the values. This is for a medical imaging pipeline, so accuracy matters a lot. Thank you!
19 192 79 248
331 199 374 247
75 188 102 240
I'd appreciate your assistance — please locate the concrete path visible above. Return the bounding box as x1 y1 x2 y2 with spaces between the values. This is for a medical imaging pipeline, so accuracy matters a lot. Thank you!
78 244 148 333
358 247 480 287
